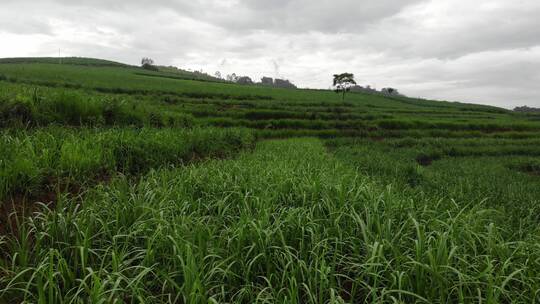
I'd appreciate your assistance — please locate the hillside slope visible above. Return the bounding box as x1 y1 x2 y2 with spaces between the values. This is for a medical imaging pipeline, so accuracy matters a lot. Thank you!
0 57 130 67
1 57 540 303
0 57 221 82
0 57 536 138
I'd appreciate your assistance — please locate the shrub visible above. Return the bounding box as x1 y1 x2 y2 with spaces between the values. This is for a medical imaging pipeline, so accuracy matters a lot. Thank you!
45 91 104 125
0 98 36 128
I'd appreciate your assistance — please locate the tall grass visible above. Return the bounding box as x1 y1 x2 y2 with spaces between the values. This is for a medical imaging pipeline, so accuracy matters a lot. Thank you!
328 137 540 232
0 127 254 201
1 139 539 302
0 88 194 128
1 59 540 303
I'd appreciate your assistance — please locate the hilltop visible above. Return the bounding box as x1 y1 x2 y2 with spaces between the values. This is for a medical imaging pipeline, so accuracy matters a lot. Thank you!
0 57 130 67
0 57 227 81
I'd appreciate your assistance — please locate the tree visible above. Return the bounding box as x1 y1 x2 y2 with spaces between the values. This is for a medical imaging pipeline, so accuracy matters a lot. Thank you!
381 87 400 96
141 57 153 66
333 73 357 102
236 76 254 85
274 79 297 89
226 73 238 82
214 71 222 79
141 57 157 71
261 77 274 86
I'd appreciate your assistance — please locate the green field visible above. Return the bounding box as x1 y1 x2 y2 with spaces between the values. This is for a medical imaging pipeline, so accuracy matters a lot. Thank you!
1 57 539 303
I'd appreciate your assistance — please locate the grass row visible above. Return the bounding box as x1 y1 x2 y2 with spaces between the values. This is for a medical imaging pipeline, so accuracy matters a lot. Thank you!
328 138 540 225
327 137 540 166
0 61 515 110
7 84 537 134
0 127 254 202
221 117 540 131
0 73 274 102
1 139 539 302
0 57 129 67
0 89 194 129
2 76 539 135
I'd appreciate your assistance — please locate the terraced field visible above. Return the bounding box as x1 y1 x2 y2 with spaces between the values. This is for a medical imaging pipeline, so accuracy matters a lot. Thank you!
0 58 539 303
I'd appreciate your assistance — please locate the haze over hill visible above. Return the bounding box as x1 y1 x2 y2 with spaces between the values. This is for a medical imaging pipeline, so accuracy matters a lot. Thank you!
1 0 540 108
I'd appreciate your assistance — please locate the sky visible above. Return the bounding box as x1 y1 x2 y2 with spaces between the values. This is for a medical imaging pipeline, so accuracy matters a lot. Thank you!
1 0 539 108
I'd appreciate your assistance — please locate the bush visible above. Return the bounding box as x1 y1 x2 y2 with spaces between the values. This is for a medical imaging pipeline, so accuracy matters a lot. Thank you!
0 98 36 128
142 63 159 71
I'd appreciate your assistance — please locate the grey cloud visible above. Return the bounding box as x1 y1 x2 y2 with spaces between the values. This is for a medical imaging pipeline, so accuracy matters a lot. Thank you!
0 2 53 35
0 20 52 35
15 0 425 33
373 47 540 108
1 0 540 107
201 0 426 33
355 1 540 59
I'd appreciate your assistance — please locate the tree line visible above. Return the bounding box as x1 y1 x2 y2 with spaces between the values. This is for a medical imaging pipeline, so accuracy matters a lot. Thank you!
333 73 402 101
141 58 402 100
219 73 297 89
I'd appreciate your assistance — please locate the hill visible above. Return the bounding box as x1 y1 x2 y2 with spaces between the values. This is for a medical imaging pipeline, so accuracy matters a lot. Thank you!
0 57 130 67
0 57 531 136
0 57 223 82
0 58 539 303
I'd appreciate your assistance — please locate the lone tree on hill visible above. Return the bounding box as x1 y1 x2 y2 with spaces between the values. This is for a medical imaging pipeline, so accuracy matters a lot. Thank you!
333 73 356 102
141 57 158 71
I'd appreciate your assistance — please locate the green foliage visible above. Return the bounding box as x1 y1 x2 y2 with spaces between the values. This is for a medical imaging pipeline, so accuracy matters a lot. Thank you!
0 57 130 67
333 73 356 102
0 127 254 201
2 139 539 303
0 86 195 128
1 59 540 302
328 137 540 226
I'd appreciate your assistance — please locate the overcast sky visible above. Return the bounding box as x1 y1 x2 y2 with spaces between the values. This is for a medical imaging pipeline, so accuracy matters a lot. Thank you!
1 0 539 108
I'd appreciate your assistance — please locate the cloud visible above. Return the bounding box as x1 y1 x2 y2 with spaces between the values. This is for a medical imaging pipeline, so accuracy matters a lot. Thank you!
358 0 540 59
0 0 539 107
199 0 425 33
0 2 53 35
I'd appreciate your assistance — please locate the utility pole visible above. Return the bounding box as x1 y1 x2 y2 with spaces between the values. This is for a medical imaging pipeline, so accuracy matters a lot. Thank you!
59 49 62 64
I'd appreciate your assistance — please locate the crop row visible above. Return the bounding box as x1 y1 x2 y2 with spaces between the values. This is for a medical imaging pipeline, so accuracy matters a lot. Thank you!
0 73 274 101
0 127 254 202
1 139 538 302
0 88 194 128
